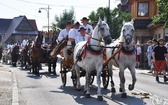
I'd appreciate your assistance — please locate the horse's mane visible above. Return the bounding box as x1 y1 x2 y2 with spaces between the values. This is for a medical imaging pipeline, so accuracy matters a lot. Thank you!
92 23 99 38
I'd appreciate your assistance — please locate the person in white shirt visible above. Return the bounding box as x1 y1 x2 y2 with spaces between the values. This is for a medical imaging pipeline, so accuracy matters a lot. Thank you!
81 17 93 36
67 21 80 48
136 44 141 68
21 37 28 47
58 21 72 42
75 26 90 44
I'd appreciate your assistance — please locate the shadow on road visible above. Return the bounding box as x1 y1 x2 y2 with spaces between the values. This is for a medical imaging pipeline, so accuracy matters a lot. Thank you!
50 85 110 105
110 93 146 105
26 71 59 79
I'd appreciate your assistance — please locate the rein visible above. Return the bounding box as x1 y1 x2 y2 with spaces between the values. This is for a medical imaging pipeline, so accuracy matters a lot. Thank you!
91 37 103 42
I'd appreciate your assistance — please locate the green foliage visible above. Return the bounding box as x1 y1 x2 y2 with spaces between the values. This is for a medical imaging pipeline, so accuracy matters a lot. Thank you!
52 7 75 29
152 0 168 27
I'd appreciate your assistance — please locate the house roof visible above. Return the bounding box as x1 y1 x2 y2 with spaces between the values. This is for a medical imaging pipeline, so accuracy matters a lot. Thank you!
0 15 38 43
0 19 12 34
29 20 38 31
121 0 129 5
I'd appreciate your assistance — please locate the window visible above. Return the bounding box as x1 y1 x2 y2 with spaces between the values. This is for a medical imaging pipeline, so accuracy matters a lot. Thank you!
138 2 149 17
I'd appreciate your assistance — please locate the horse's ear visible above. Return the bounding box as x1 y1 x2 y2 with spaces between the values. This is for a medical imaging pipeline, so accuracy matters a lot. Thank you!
122 20 125 25
98 17 102 25
103 17 107 22
130 19 134 24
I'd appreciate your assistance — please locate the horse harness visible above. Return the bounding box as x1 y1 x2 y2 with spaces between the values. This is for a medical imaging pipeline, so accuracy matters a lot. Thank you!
111 45 136 67
77 37 106 62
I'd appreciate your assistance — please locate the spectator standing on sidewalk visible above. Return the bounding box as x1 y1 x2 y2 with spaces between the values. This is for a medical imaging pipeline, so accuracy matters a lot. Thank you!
148 38 158 73
146 40 153 69
136 43 141 68
152 38 168 82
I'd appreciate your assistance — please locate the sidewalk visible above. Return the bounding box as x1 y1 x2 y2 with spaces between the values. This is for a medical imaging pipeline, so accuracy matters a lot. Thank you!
0 63 19 105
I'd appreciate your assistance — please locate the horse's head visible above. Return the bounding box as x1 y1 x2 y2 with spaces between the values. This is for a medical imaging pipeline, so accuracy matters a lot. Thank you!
96 18 112 45
35 31 43 48
121 19 135 45
11 45 20 55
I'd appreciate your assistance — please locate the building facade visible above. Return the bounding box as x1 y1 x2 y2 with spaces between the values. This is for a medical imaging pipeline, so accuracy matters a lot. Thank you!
0 15 38 45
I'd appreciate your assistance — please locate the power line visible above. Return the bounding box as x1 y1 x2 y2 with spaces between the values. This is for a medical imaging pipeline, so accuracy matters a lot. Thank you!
0 1 46 20
15 0 106 8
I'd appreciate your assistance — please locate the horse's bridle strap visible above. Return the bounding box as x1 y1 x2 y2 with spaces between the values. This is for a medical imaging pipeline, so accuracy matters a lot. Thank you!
91 37 103 42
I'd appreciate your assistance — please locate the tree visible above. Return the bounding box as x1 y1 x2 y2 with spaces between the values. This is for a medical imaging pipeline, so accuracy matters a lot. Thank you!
52 7 75 29
88 7 111 26
152 0 168 27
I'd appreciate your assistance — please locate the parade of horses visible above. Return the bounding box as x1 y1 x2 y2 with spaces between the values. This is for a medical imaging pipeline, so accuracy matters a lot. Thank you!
0 18 139 101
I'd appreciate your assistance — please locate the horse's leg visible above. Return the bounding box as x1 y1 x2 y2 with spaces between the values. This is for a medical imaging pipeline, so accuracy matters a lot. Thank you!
108 62 116 93
52 58 57 75
84 69 91 98
48 59 51 73
37 62 40 75
75 64 81 91
128 66 136 91
96 64 103 101
119 66 127 98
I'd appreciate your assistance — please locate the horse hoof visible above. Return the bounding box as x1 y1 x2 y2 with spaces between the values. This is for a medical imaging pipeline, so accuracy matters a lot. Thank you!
83 90 86 94
128 84 134 90
119 88 123 92
111 88 116 93
121 93 127 98
76 88 81 91
85 94 91 98
97 96 103 101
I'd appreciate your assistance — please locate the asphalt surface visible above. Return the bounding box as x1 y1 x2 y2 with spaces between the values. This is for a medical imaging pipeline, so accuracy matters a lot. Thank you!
0 62 167 105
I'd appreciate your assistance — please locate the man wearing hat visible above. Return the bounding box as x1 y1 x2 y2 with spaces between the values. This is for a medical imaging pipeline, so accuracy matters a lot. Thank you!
75 26 90 44
67 21 80 48
81 17 93 36
58 21 72 41
152 38 168 82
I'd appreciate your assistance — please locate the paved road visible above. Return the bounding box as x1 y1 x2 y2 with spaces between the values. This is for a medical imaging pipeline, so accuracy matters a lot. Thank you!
3 63 168 105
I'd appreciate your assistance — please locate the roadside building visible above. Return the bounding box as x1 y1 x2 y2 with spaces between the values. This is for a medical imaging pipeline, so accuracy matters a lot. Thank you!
0 15 38 46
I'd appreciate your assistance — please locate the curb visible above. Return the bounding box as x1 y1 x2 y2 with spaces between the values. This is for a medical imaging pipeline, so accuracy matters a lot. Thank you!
11 68 19 105
2 65 19 105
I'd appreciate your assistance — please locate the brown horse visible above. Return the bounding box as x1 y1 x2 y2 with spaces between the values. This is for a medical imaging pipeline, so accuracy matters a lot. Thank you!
41 35 58 75
47 35 58 75
30 32 43 75
21 42 31 69
11 45 20 67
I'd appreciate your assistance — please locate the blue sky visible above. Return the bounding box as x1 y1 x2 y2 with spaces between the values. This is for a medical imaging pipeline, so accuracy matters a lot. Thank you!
0 0 120 30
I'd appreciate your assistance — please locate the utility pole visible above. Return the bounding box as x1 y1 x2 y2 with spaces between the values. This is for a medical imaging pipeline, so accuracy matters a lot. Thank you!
38 5 51 43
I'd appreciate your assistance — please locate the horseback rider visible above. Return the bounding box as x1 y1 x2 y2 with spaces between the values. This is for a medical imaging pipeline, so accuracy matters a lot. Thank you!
21 37 29 48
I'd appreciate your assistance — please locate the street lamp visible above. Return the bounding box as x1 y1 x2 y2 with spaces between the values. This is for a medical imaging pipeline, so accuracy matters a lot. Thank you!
38 5 51 43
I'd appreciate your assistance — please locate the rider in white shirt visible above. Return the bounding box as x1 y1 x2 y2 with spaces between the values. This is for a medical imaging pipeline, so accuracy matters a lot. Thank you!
21 37 28 47
58 21 72 42
75 26 90 44
81 17 93 36
67 21 80 48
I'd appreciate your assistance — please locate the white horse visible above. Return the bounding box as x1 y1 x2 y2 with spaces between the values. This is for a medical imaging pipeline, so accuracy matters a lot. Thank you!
73 18 112 101
106 20 137 98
